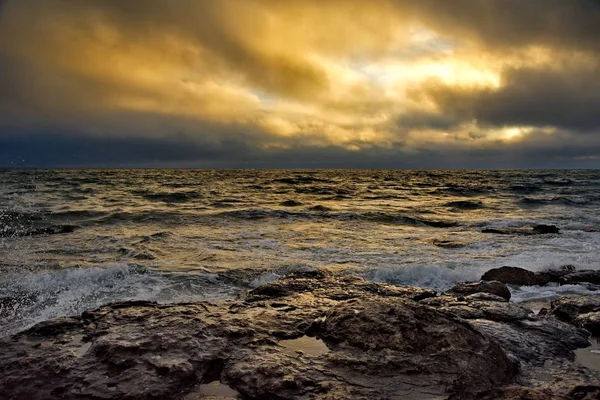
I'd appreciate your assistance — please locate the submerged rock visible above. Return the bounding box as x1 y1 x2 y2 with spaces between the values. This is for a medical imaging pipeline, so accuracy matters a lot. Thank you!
482 224 560 236
0 271 598 400
532 224 560 234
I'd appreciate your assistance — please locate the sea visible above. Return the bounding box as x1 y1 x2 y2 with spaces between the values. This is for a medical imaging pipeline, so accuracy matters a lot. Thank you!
1 169 600 337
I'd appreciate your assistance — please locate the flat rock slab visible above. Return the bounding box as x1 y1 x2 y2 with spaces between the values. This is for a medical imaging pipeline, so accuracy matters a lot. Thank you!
1 271 599 400
551 295 600 336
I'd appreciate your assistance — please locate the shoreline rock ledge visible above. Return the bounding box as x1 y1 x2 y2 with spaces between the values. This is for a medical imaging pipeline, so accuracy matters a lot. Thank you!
1 270 599 400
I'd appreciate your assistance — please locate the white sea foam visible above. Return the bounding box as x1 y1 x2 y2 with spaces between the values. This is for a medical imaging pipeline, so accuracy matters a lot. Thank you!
0 263 236 337
363 264 483 291
510 283 600 303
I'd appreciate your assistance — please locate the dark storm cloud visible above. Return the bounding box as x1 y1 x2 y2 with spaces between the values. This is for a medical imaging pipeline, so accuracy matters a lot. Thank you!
3 129 600 169
418 62 600 132
1 0 600 168
398 0 600 52
396 110 462 131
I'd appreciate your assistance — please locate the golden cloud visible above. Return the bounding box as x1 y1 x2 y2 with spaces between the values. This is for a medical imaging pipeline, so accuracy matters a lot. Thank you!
1 0 599 156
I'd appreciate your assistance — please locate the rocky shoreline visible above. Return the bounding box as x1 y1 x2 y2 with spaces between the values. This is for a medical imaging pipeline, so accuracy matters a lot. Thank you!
1 268 599 400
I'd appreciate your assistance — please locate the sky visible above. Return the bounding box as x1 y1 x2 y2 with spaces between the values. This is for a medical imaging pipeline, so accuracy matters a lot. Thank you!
1 0 600 168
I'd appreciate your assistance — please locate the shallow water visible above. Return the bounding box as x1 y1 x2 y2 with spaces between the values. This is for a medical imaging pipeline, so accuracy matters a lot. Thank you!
1 169 600 336
279 335 330 357
575 339 600 373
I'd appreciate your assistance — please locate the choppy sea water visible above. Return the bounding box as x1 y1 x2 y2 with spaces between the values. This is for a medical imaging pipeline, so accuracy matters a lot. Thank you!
1 169 600 337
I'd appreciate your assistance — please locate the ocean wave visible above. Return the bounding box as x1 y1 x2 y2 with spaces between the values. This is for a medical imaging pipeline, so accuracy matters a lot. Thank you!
431 185 493 197
217 208 458 227
50 210 107 219
361 264 481 291
518 197 588 207
510 283 600 303
96 210 191 224
0 264 238 337
133 190 203 203
294 186 355 196
273 176 334 185
444 200 484 210
509 184 543 193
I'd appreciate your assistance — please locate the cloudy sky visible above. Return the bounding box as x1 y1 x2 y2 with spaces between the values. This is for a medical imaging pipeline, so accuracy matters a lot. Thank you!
1 0 600 168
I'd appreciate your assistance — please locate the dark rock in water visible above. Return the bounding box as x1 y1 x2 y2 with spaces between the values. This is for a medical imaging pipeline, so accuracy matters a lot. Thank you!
482 227 536 235
551 295 600 336
482 266 600 287
482 224 560 235
419 219 458 228
560 271 600 285
446 280 511 301
280 199 303 207
482 266 546 285
1 272 598 400
533 224 560 234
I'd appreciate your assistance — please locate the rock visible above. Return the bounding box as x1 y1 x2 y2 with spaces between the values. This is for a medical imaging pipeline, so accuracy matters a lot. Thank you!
551 295 600 336
0 272 598 400
560 271 600 285
482 266 600 287
445 280 511 301
481 265 600 288
480 266 580 286
482 225 560 235
314 298 517 398
533 224 560 234
421 294 534 322
482 266 544 285
482 227 537 235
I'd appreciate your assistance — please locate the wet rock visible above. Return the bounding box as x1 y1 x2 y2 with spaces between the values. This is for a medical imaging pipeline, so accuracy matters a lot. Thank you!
533 224 560 234
314 297 517 399
482 224 560 235
482 227 537 235
551 295 600 336
482 266 600 287
560 271 600 285
482 266 546 285
1 271 598 400
445 280 511 301
421 294 533 322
